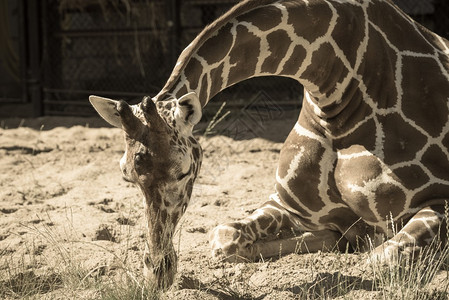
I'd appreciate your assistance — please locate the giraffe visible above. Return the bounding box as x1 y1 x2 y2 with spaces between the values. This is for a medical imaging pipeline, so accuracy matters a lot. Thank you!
89 0 449 289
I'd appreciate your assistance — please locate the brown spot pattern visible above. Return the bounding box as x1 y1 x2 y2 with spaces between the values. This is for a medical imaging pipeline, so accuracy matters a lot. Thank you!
324 82 372 136
257 214 272 230
326 168 344 205
367 0 435 53
209 63 225 98
281 45 307 76
199 75 208 101
392 165 429 190
358 27 398 109
344 191 378 223
379 113 428 165
197 23 234 64
183 57 202 90
411 184 449 208
422 145 449 181
285 0 333 44
331 3 365 67
228 24 260 85
333 118 377 152
261 30 292 74
375 183 407 219
250 222 258 237
401 56 449 137
175 85 188 99
276 183 311 218
318 207 364 232
442 132 449 151
336 154 382 188
267 218 279 233
302 43 348 96
236 5 283 31
287 142 326 212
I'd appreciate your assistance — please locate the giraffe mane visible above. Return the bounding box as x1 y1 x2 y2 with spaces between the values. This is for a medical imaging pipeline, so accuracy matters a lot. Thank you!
158 0 278 99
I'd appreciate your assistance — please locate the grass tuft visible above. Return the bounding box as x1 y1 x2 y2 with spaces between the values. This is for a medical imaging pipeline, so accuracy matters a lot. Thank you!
368 214 449 300
0 213 162 299
201 101 230 137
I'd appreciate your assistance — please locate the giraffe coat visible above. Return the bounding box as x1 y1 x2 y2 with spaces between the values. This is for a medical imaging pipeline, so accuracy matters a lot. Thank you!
90 0 449 288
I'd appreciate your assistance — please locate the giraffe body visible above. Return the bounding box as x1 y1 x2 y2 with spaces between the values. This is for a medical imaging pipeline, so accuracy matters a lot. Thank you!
89 0 449 288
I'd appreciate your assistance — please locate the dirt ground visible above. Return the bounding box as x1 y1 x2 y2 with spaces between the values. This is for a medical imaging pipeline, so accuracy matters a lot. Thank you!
0 112 448 299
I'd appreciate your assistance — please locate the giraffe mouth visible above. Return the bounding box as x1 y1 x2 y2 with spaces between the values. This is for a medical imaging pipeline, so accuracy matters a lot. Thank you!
121 175 133 183
144 251 177 290
153 254 173 278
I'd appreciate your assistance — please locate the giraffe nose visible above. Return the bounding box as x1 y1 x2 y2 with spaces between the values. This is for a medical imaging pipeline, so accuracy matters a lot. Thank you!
120 163 134 182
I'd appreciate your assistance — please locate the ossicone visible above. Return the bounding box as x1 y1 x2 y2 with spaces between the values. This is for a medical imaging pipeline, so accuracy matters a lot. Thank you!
116 100 145 135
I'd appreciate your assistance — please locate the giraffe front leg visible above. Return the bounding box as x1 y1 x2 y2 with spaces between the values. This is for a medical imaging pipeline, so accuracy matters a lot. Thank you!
209 196 345 262
209 222 256 262
369 205 447 264
251 229 346 259
209 198 297 262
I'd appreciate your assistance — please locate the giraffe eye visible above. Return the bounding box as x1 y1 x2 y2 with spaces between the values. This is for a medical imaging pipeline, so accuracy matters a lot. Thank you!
134 153 144 164
176 165 192 181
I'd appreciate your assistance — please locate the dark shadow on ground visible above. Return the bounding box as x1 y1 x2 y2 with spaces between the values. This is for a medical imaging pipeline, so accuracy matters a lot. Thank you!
281 272 378 298
0 116 113 130
1 107 301 143
177 275 266 300
197 107 300 143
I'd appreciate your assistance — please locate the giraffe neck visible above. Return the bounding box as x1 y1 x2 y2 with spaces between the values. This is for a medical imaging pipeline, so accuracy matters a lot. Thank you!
155 0 351 107
155 0 449 138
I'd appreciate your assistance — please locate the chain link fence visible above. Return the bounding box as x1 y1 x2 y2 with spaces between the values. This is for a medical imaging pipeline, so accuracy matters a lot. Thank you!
16 0 449 115
40 0 303 116
42 0 171 114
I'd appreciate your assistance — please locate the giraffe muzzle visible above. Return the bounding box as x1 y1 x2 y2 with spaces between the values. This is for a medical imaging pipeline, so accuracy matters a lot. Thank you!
144 252 177 290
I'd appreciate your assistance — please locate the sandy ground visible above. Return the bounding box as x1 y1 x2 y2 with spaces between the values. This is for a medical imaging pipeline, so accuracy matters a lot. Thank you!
0 113 448 299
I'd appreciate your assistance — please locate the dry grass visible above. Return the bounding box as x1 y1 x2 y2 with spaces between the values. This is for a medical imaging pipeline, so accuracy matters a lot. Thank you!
0 212 447 299
0 216 159 300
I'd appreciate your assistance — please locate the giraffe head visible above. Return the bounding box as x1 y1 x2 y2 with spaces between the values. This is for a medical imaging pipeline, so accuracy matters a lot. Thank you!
89 92 203 289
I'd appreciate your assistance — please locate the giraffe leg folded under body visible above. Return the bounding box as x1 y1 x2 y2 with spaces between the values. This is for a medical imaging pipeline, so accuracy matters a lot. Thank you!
251 230 348 260
209 197 347 262
369 205 448 264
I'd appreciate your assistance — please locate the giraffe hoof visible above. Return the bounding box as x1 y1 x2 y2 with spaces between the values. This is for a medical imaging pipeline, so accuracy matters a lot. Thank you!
370 241 424 266
209 224 255 262
368 243 401 265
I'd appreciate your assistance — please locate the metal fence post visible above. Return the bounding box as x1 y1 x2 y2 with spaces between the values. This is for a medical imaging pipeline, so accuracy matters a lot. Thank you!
25 0 43 117
167 0 181 70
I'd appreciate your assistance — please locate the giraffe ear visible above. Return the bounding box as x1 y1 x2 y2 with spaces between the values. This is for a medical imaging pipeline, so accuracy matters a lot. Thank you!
89 95 122 128
176 92 202 127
